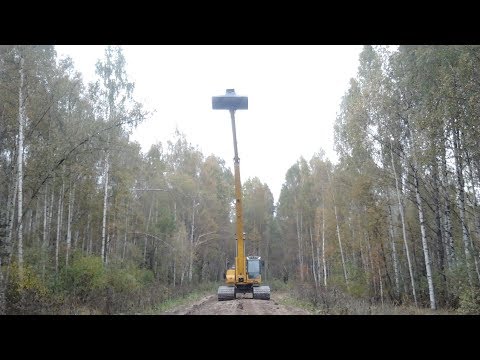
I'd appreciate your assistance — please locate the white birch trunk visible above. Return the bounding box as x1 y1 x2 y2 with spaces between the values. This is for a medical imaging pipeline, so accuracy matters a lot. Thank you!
388 204 400 296
189 200 195 283
65 182 75 266
42 186 48 238
453 128 473 286
296 211 304 282
378 266 384 307
0 204 6 313
365 232 376 296
309 226 318 288
263 217 270 281
322 202 327 287
105 233 109 265
143 202 153 264
390 139 417 306
17 55 26 279
101 150 110 264
465 149 480 284
0 255 4 315
172 255 176 287
314 207 323 286
316 232 322 285
34 195 40 244
48 174 55 244
55 175 65 274
6 165 17 267
122 202 128 261
333 203 348 285
413 167 437 310
29 199 37 243
81 229 85 254
441 138 455 269
42 184 49 279
87 213 92 255
73 230 79 251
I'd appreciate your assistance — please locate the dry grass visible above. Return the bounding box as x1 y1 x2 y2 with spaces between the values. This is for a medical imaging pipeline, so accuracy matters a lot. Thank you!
287 283 457 315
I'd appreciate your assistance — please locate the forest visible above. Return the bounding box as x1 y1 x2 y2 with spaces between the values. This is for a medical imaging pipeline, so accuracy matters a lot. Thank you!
1 45 480 314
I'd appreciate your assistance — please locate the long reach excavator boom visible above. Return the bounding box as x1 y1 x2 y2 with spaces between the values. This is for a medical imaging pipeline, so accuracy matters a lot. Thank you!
212 89 270 301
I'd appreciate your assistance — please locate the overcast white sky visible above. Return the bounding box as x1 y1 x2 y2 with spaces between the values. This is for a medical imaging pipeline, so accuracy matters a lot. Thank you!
56 45 363 202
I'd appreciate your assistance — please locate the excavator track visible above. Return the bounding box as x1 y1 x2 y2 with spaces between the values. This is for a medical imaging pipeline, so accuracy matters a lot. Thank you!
253 286 271 300
218 286 236 301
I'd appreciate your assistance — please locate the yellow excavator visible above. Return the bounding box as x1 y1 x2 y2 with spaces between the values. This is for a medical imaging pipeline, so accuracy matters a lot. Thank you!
212 89 270 301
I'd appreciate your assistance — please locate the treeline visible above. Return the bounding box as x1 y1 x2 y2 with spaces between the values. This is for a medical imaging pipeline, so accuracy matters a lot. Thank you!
273 45 480 312
0 45 255 314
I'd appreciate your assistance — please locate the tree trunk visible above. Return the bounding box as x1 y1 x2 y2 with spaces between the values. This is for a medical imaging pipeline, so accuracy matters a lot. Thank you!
42 183 49 279
0 255 4 315
55 174 65 274
144 201 153 264
296 210 304 282
132 216 137 247
309 226 318 288
48 173 55 244
365 232 375 296
31 196 40 245
189 199 195 283
314 207 323 287
432 163 445 273
81 228 86 254
265 220 270 281
322 203 327 287
65 181 75 266
388 204 400 297
413 165 436 310
0 209 6 314
333 202 348 286
390 139 417 306
122 201 129 261
5 162 17 268
453 126 473 286
105 233 110 265
378 265 384 307
73 230 79 252
17 54 26 279
359 229 368 277
465 148 480 284
87 213 92 255
31 195 40 245
111 197 117 259
101 150 110 265
173 254 176 287
441 136 455 269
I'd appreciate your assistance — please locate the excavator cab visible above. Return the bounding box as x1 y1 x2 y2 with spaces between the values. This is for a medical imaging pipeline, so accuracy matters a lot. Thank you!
246 256 262 279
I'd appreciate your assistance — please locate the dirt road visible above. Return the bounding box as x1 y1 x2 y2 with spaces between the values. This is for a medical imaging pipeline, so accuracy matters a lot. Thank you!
160 292 311 315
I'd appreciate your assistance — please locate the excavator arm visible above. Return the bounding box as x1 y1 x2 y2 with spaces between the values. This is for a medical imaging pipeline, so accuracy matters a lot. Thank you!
213 89 270 301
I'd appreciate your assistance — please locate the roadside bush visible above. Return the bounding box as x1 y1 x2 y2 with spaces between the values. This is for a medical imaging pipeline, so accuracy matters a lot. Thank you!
268 278 290 292
458 287 480 315
6 262 52 314
58 255 107 306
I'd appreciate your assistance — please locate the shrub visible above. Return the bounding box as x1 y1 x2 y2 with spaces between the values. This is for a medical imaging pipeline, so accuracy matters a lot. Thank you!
59 255 107 301
6 262 51 314
458 287 480 315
